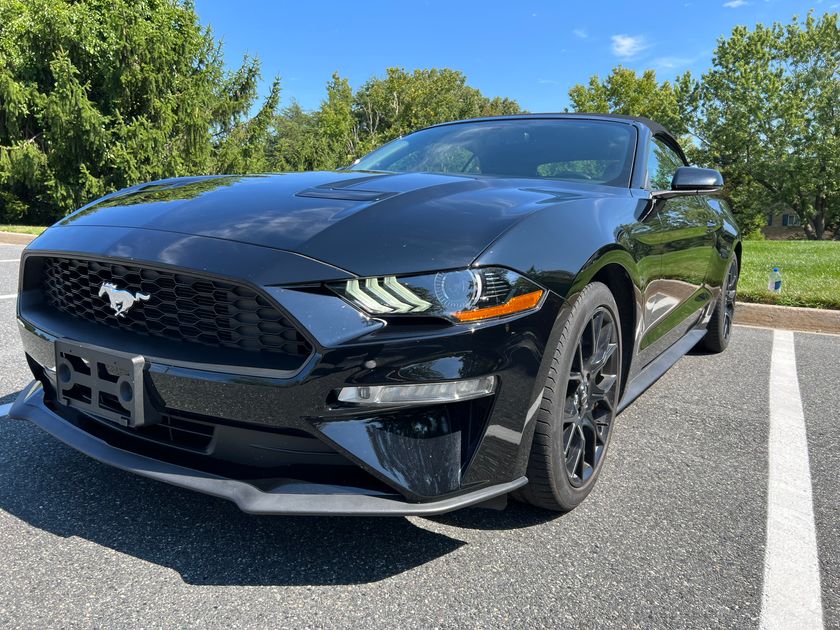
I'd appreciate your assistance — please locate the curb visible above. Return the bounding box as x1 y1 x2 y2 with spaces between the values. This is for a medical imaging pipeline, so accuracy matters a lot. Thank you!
0 231 37 245
736 301 840 335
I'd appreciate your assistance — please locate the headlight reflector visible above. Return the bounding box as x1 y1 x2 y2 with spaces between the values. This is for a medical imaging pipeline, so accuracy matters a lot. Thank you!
330 268 544 322
433 269 482 311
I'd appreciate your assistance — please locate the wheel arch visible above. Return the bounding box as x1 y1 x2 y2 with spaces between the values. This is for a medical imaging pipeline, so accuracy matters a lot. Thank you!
513 246 641 478
567 247 641 399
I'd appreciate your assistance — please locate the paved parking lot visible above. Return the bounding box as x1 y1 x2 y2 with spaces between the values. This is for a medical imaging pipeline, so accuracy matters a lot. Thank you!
0 241 836 628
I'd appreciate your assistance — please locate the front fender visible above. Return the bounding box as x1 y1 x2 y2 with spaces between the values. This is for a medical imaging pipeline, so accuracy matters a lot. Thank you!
472 194 643 300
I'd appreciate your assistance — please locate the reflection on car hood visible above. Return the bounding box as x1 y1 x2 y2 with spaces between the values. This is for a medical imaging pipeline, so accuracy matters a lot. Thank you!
59 171 615 277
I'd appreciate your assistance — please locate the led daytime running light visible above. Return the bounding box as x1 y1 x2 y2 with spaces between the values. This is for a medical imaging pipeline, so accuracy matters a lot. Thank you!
345 277 432 314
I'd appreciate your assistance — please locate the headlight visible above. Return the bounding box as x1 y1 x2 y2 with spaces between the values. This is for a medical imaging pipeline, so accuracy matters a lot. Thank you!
328 268 544 323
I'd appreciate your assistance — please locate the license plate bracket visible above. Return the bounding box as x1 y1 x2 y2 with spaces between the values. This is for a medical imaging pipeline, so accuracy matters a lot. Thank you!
54 339 152 427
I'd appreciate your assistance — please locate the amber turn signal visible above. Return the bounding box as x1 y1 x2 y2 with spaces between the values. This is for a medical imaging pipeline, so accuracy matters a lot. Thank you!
453 289 544 322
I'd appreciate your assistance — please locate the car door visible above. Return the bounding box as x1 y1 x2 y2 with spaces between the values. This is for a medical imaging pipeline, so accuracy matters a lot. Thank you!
638 137 718 362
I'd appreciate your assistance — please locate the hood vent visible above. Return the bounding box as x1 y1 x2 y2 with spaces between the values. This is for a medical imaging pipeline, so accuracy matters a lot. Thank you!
296 187 396 202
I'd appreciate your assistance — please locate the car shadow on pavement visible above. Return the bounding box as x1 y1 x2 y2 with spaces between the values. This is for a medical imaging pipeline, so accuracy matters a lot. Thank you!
0 419 469 586
427 501 558 530
0 390 20 405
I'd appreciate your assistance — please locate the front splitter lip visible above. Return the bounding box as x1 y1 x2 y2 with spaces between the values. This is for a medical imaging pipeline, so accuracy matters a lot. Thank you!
8 383 527 517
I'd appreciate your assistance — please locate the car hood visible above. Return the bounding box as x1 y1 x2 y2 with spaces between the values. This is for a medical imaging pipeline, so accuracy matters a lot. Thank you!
59 171 613 278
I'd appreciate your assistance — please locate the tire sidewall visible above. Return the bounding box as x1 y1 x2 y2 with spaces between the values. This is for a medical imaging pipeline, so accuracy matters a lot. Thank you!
723 256 739 342
544 283 622 507
709 256 739 351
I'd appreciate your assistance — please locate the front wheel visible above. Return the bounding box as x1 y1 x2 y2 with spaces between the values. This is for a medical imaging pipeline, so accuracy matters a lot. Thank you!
517 282 622 512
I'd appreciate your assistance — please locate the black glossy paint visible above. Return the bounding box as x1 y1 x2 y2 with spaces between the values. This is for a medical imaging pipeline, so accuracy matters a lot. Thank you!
58 170 628 278
13 114 740 514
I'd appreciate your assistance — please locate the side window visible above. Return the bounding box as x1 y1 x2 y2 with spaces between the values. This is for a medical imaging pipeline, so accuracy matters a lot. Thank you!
646 138 685 189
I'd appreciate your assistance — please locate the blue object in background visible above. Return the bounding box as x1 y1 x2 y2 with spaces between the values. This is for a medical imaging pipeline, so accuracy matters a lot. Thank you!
768 267 782 293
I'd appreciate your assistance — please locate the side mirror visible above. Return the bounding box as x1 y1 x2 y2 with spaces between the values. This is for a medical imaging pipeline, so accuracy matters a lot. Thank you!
650 166 723 200
671 166 723 191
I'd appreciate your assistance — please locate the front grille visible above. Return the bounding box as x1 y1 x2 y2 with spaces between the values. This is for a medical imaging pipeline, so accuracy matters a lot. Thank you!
39 257 311 358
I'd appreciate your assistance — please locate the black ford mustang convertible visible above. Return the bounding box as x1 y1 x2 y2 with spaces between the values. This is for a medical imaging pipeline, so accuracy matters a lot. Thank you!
11 114 740 515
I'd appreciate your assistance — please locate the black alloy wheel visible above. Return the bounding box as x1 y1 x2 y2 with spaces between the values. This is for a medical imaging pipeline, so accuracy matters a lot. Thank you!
562 307 620 487
517 282 622 512
701 256 739 353
722 259 738 340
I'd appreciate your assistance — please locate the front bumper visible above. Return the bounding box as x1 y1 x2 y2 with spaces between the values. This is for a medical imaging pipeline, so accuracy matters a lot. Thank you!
9 382 526 515
14 228 564 514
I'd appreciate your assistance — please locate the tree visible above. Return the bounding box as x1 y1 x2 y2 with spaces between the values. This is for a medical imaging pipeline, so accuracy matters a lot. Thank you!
564 67 774 231
0 0 280 223
212 74 281 174
568 67 693 136
353 67 521 147
690 12 839 239
266 67 522 173
316 72 358 168
267 101 326 172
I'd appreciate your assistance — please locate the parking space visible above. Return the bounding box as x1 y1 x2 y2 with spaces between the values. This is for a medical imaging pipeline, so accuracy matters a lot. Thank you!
0 252 835 628
796 332 840 627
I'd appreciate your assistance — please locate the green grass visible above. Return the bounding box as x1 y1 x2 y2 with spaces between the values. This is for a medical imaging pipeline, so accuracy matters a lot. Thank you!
740 240 840 310
0 224 47 235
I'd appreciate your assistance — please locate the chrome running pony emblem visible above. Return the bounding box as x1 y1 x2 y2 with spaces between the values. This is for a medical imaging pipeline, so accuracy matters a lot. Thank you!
98 282 150 318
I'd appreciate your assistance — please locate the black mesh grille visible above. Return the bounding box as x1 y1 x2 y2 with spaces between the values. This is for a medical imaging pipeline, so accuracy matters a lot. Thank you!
40 257 311 358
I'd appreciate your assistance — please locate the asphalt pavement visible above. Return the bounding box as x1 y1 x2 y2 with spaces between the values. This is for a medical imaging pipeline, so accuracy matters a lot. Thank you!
0 242 836 629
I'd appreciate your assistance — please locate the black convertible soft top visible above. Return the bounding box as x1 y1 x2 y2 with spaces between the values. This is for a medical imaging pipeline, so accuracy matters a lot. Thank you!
433 112 674 140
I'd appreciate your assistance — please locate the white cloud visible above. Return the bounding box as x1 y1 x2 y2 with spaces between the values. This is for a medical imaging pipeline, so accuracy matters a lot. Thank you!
611 34 650 58
653 56 694 69
723 0 748 7
573 28 588 39
653 49 709 70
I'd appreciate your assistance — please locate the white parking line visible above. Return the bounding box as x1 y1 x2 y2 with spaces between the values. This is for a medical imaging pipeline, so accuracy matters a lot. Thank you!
0 294 16 301
760 330 823 629
0 403 11 418
0 259 20 262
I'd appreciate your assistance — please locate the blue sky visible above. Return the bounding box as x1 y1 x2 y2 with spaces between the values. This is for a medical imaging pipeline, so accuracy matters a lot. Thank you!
195 0 835 113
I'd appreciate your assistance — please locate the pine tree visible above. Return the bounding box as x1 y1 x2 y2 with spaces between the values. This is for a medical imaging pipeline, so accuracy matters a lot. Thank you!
0 0 280 223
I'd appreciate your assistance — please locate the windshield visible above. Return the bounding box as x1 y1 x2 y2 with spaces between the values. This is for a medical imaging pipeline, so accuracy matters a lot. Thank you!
350 119 637 187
